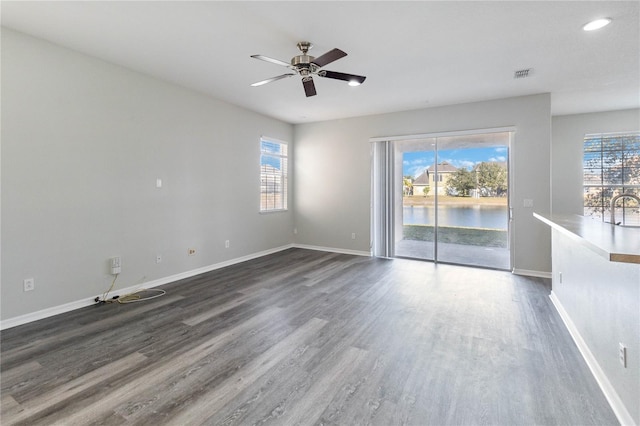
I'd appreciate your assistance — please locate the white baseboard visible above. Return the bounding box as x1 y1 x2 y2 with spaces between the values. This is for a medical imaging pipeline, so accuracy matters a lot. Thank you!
292 244 371 257
550 291 635 426
0 297 100 332
0 244 295 331
512 268 552 279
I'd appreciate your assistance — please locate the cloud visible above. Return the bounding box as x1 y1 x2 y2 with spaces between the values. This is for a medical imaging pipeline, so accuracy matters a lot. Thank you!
403 157 432 177
440 158 478 170
409 158 429 166
408 165 428 178
403 158 429 167
494 147 507 153
488 156 506 162
456 160 477 169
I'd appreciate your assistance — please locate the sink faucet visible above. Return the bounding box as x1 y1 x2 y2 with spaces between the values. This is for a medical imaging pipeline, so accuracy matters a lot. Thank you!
610 193 640 225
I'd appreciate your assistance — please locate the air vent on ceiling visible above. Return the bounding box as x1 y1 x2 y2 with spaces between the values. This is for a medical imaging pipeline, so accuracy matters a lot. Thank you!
514 68 532 79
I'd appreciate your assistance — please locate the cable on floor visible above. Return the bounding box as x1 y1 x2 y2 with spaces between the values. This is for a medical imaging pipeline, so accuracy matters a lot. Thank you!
95 275 166 304
115 288 166 303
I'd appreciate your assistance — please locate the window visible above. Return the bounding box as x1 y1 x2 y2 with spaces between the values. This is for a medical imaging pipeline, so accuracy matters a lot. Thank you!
260 137 288 212
583 131 640 224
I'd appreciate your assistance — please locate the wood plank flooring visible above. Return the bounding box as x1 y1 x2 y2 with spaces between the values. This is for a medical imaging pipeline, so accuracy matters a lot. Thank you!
1 248 618 425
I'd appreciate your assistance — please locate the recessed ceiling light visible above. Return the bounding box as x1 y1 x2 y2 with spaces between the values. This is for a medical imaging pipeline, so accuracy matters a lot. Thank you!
583 18 612 31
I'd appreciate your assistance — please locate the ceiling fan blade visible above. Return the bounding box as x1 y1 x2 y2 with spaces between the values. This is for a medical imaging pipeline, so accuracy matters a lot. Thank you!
319 70 366 85
251 54 291 68
302 76 317 97
311 48 347 68
251 73 295 87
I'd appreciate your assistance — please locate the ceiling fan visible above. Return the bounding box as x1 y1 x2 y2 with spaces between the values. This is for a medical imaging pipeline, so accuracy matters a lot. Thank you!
250 41 366 97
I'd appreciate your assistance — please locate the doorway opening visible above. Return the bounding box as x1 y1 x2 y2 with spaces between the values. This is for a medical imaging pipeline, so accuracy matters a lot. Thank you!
372 129 513 270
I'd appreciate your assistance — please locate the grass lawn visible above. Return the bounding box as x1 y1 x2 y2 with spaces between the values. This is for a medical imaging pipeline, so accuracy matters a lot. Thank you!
403 224 508 248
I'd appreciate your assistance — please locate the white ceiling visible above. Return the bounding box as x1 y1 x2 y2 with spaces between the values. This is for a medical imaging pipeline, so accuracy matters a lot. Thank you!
2 1 639 124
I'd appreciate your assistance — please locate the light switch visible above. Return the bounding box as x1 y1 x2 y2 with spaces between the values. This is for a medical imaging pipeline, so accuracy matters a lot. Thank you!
156 178 162 188
523 199 534 208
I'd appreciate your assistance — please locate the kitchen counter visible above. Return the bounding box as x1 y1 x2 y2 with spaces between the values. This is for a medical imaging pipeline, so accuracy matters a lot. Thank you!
533 212 640 264
537 212 639 425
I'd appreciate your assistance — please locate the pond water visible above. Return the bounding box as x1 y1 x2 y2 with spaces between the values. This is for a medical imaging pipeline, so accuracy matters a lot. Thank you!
403 205 508 229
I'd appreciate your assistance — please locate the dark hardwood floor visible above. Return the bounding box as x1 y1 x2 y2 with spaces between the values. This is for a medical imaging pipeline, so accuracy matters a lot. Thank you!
1 248 618 425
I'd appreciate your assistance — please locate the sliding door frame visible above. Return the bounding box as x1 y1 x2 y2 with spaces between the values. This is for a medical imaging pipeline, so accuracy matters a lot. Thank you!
371 126 516 269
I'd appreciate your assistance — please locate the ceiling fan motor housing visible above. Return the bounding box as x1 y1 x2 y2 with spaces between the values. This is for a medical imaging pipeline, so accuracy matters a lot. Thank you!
292 41 316 73
292 55 315 68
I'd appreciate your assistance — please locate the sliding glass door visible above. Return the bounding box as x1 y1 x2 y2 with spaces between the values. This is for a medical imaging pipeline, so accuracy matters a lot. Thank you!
377 130 512 270
395 138 437 261
433 133 510 269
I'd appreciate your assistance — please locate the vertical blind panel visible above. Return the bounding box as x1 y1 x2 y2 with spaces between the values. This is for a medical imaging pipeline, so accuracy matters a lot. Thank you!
371 141 394 258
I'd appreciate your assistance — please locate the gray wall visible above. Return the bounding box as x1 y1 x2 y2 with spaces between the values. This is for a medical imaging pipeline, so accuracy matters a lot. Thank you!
1 29 294 321
294 94 552 274
551 109 640 214
550 110 640 424
11 24 636 321
552 230 640 424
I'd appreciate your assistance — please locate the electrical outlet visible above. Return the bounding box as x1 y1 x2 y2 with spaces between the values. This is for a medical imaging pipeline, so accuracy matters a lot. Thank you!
225 240 230 249
293 228 298 234
156 254 162 264
23 278 35 292
188 248 196 256
351 233 356 240
619 343 627 368
523 199 534 208
110 256 122 275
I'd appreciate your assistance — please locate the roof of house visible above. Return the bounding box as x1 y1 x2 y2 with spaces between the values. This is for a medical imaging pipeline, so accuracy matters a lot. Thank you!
426 162 458 173
413 162 458 185
413 172 430 185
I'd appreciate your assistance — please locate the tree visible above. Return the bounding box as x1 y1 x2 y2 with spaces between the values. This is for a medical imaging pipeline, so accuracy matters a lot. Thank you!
423 186 430 196
403 176 414 196
476 162 507 197
446 168 476 196
583 133 640 219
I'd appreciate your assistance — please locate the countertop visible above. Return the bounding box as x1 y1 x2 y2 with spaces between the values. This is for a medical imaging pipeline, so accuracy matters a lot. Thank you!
534 212 640 264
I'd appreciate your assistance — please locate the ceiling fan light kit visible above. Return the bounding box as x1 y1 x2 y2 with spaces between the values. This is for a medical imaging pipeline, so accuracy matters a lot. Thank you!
251 41 366 97
582 18 612 31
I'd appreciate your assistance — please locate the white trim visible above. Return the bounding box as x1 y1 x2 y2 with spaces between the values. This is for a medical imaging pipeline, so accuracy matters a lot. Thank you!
292 244 371 257
550 291 636 426
0 244 294 330
369 126 517 143
512 268 552 279
584 130 640 138
260 135 289 146
0 297 98 331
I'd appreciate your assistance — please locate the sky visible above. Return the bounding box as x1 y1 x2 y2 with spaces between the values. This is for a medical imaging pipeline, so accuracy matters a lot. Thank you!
261 139 286 169
403 146 508 178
